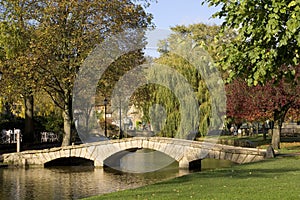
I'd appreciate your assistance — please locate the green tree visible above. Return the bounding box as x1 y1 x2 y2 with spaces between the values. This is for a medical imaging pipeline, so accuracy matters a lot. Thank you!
1 0 154 145
31 0 153 146
203 0 300 148
203 0 300 85
0 0 38 142
140 24 228 138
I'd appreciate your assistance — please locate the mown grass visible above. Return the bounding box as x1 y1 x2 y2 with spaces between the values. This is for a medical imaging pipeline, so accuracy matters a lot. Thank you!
277 142 300 154
84 155 300 200
198 134 272 148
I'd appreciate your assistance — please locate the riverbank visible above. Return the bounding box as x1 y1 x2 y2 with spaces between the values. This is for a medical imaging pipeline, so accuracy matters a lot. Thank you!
84 154 300 199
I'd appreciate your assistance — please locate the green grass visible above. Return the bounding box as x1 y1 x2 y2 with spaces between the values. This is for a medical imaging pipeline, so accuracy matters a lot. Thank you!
197 134 272 148
84 156 300 200
276 142 300 154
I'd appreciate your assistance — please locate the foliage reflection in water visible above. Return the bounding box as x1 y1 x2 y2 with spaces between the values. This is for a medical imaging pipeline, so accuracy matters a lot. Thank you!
0 164 186 200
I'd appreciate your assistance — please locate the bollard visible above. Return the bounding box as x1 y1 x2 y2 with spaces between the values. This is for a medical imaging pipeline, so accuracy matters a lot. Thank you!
16 131 20 153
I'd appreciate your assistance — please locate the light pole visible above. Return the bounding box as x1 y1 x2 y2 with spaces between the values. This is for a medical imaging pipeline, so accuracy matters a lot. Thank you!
103 98 108 137
119 98 122 139
0 71 2 122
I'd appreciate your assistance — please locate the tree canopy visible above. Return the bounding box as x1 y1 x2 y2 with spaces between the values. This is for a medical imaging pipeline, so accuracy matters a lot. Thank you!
203 0 300 85
226 76 300 124
226 73 300 148
139 23 227 138
0 0 154 145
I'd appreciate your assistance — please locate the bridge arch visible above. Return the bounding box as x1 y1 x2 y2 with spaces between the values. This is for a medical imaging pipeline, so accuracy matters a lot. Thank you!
87 138 190 168
44 157 94 167
103 148 178 172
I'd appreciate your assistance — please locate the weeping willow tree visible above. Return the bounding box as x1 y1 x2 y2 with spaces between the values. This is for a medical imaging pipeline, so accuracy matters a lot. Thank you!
144 53 211 138
138 23 231 138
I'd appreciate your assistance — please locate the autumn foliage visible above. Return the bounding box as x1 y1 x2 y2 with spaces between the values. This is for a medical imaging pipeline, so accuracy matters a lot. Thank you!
226 66 300 125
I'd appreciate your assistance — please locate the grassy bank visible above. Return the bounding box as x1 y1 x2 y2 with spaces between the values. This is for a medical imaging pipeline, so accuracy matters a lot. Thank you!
85 155 300 200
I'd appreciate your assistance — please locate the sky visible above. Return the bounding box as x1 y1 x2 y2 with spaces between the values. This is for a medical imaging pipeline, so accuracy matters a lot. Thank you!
144 1 222 57
146 0 222 29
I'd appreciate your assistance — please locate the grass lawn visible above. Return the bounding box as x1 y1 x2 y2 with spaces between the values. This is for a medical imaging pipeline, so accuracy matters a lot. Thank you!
84 155 300 200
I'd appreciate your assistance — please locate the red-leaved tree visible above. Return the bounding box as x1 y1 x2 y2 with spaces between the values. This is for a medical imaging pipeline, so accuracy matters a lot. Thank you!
226 66 300 149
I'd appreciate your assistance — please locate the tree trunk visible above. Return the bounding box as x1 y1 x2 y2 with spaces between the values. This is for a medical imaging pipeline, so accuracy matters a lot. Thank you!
24 95 34 143
271 128 280 149
272 104 291 149
61 105 72 146
256 123 259 136
276 118 283 149
61 90 73 146
272 118 282 150
262 123 266 141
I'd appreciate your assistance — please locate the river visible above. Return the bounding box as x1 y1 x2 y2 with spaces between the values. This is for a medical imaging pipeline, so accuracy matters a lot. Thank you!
0 150 234 200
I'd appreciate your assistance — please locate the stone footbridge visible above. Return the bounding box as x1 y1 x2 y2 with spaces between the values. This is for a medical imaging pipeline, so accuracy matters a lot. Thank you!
2 137 272 169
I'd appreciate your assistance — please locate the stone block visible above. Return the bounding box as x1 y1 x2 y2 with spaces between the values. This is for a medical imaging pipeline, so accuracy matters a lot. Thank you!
61 149 71 158
243 155 256 163
94 147 105 161
153 141 161 151
148 141 155 149
231 153 240 163
196 149 207 159
79 147 86 158
94 159 104 167
265 145 275 158
99 145 110 157
85 147 97 160
28 157 37 165
131 139 138 148
163 144 173 155
117 141 126 150
29 154 42 165
47 152 57 160
124 141 131 149
142 139 149 149
168 146 179 159
136 138 143 148
40 152 50 163
174 148 185 161
203 150 213 159
195 148 204 159
185 148 196 160
214 150 220 159
87 146 96 159
179 156 189 169
224 152 233 161
110 143 119 153
219 151 226 160
251 155 264 162
157 143 167 152
236 154 247 163
53 150 61 159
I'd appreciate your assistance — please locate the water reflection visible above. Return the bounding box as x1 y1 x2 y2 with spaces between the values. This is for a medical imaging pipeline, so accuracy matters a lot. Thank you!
0 165 187 200
106 149 177 173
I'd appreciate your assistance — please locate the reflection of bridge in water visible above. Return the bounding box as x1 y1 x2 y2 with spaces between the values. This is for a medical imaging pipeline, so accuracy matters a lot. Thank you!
3 137 271 169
